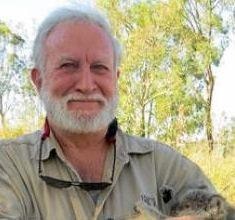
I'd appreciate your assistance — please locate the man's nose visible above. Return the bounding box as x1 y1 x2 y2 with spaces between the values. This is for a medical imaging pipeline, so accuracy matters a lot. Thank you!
74 66 97 93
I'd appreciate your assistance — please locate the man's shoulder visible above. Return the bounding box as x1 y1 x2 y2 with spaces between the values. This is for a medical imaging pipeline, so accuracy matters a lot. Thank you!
0 130 41 153
119 129 177 156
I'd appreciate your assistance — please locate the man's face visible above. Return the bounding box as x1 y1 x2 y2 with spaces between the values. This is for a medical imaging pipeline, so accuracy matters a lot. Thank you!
33 20 119 133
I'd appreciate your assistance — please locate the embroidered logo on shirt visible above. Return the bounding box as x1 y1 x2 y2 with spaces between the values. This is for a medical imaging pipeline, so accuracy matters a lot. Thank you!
140 193 157 209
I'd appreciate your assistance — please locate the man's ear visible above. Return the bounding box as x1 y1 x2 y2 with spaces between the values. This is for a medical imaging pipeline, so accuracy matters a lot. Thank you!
117 69 121 78
31 68 42 92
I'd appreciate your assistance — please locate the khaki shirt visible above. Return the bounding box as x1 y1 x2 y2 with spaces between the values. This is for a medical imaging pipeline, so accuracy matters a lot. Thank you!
0 129 215 220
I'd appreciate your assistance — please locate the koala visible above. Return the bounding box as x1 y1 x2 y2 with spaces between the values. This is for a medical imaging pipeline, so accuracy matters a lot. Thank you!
169 190 235 220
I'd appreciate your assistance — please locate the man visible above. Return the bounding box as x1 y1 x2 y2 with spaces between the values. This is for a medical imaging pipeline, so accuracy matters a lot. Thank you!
0 5 216 220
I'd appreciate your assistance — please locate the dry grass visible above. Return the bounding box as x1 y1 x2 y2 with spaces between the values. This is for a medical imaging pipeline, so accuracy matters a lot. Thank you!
181 143 235 205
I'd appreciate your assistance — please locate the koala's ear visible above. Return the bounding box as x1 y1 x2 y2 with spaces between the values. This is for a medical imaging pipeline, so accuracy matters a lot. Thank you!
210 195 224 209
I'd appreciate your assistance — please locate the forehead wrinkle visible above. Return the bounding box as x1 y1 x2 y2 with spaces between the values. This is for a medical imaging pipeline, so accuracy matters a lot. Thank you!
45 21 113 50
44 20 115 68
45 39 113 63
56 54 113 66
59 56 80 63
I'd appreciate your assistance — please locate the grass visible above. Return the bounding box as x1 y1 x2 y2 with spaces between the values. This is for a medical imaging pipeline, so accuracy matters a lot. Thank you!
180 142 235 205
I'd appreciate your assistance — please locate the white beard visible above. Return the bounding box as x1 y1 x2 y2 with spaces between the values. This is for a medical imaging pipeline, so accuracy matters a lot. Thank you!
39 87 118 133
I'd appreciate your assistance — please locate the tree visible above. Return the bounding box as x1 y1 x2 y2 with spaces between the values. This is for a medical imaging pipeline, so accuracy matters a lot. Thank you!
0 20 25 128
97 0 234 151
180 0 234 152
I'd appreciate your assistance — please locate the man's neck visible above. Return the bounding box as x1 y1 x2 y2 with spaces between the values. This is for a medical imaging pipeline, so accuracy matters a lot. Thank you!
50 121 109 152
48 121 111 182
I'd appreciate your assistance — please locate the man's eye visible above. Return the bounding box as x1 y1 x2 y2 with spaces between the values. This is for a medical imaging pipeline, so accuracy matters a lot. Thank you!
60 62 78 69
92 64 108 71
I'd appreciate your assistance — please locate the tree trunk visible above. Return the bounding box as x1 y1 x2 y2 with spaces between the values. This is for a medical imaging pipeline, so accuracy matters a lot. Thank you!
0 113 6 129
206 65 214 153
0 95 6 129
140 105 146 137
146 101 153 138
205 0 215 153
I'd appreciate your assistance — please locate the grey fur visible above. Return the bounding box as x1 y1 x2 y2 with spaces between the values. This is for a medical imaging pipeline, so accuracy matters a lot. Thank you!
170 190 235 220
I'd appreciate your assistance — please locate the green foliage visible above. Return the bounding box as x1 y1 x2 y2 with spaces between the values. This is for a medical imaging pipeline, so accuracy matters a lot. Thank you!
0 22 11 37
97 0 233 149
0 20 31 128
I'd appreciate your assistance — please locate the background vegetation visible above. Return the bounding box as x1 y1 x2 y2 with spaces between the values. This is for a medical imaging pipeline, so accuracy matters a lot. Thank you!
0 0 234 204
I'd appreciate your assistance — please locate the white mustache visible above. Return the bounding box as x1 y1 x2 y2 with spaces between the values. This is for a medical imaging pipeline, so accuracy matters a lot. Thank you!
64 93 107 103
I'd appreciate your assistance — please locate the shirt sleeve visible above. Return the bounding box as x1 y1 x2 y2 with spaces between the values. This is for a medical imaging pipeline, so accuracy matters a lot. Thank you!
154 143 216 215
0 147 30 219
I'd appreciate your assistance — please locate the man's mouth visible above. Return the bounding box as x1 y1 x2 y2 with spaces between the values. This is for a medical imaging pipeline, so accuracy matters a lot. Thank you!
68 99 102 103
67 99 103 111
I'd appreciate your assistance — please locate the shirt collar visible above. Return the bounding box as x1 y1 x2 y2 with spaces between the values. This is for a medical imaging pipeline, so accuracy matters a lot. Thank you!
34 130 59 161
34 128 154 161
115 129 154 163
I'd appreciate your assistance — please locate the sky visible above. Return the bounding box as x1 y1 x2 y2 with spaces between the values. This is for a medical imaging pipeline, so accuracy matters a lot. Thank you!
0 0 234 128
213 36 235 127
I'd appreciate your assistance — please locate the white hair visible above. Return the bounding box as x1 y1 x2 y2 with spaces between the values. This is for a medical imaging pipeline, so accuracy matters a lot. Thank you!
32 4 122 72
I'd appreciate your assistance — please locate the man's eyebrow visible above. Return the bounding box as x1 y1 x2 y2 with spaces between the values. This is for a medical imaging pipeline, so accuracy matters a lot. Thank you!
92 57 113 64
92 60 108 64
59 57 80 63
